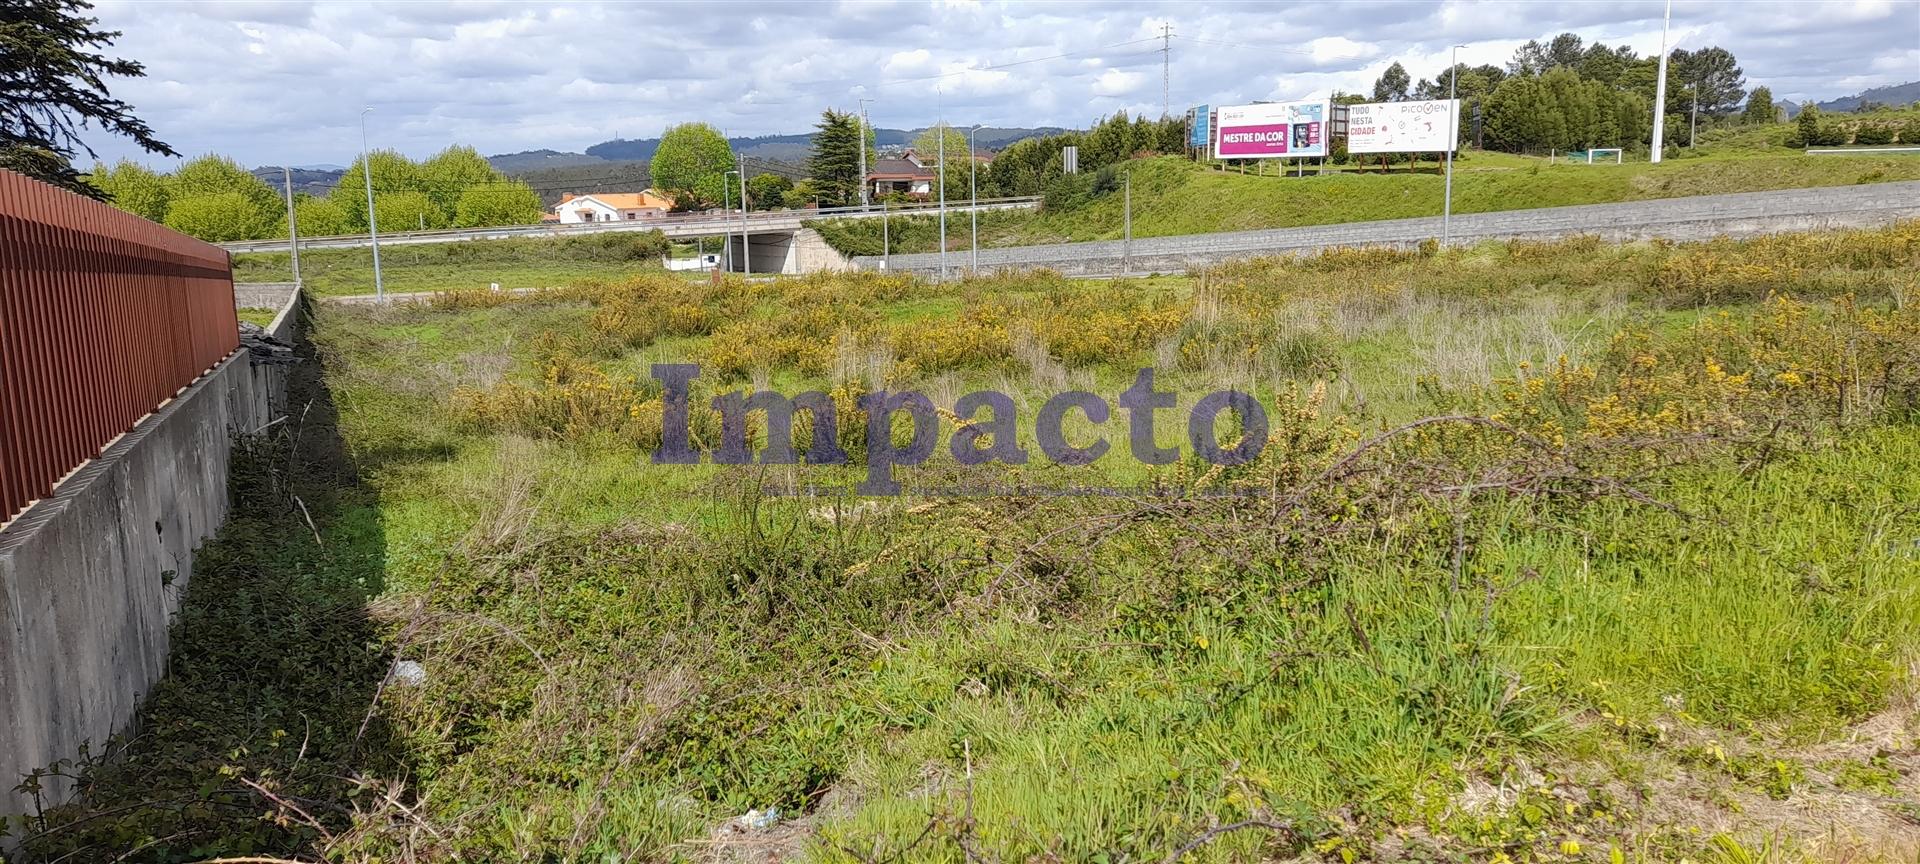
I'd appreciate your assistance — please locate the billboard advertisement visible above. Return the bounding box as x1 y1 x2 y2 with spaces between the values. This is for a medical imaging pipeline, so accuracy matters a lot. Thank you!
1346 99 1461 153
1214 100 1329 159
1188 104 1210 150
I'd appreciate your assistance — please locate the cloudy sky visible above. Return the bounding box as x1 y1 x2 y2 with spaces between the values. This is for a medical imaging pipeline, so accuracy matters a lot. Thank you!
81 0 1920 168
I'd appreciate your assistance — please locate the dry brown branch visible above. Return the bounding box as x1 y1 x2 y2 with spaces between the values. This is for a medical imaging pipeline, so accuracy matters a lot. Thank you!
1164 818 1297 862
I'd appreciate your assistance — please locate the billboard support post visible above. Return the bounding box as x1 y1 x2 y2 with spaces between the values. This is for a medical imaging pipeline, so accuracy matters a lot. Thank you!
1444 45 1463 247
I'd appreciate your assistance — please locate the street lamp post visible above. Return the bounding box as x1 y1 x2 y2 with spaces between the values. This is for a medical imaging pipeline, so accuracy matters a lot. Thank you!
721 174 734 273
968 124 982 276
937 122 948 282
1690 81 1700 147
1443 44 1464 247
725 169 747 275
280 166 301 287
739 172 751 276
360 107 384 302
1651 0 1672 163
857 97 873 210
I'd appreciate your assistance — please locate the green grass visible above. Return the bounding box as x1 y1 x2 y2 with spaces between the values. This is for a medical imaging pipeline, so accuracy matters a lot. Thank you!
234 230 674 298
813 149 1920 255
22 224 1920 863
236 306 280 326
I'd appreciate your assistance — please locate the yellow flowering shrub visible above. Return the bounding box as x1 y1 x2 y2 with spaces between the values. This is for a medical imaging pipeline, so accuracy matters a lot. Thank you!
1490 295 1920 447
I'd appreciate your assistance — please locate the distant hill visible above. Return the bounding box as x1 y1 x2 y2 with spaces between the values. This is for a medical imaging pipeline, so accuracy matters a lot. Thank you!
487 149 610 172
515 160 652 207
500 126 1073 177
250 166 342 198
1780 81 1920 117
1818 81 1920 112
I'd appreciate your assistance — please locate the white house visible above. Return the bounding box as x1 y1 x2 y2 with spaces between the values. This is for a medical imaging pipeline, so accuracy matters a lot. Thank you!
555 190 676 224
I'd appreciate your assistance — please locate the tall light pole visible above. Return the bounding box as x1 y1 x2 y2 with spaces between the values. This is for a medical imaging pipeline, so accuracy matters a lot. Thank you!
1690 81 1700 147
857 97 873 210
360 107 384 302
281 166 301 287
738 170 751 276
968 124 982 275
725 168 745 274
1651 0 1672 163
937 120 948 282
1443 44 1464 247
722 172 735 273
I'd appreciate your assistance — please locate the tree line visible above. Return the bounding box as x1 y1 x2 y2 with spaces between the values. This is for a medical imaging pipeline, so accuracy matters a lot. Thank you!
87 146 545 242
1366 32 1765 155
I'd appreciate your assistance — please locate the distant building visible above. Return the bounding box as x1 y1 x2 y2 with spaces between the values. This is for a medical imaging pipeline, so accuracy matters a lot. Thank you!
866 152 936 199
555 190 675 224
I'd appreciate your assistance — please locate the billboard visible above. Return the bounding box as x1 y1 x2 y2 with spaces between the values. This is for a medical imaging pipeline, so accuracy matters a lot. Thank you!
1346 99 1461 153
1188 104 1211 150
1214 100 1329 159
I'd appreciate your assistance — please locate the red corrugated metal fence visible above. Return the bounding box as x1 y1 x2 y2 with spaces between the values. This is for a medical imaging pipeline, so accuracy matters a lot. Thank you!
0 168 239 524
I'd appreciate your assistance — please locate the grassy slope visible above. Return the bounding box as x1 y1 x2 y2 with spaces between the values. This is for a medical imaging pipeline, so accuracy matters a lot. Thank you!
234 231 679 298
23 227 1920 862
321 242 1920 861
816 145 1920 255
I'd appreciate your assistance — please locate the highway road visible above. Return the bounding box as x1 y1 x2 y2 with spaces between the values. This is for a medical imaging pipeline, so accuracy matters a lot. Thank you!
859 181 1920 277
220 196 1041 254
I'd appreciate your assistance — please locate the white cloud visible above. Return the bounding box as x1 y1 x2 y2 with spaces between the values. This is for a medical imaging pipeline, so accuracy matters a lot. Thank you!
73 0 1920 167
1091 68 1146 97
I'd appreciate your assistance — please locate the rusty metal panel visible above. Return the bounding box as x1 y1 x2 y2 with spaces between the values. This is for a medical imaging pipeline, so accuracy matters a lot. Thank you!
0 168 239 523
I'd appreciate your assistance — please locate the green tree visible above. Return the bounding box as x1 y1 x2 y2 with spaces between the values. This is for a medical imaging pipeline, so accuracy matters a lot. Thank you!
0 0 174 195
1738 86 1776 124
1900 116 1920 145
1486 75 1551 151
1670 47 1745 116
1853 124 1894 146
746 172 793 210
781 179 817 210
1372 61 1411 102
453 183 542 227
89 158 168 221
163 191 270 242
418 145 499 217
1576 44 1626 85
1795 104 1822 147
162 155 280 240
374 190 443 232
293 195 349 237
1081 112 1138 167
806 109 872 207
649 122 735 210
910 123 970 166
335 149 423 231
170 154 278 211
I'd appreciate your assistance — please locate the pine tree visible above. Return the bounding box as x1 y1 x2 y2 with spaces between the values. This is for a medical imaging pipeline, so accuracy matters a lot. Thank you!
807 109 863 208
1741 87 1777 124
1 0 174 195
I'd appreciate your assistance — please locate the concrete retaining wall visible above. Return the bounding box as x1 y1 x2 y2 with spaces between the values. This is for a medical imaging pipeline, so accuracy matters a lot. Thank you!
234 282 299 310
0 288 300 827
859 180 1920 277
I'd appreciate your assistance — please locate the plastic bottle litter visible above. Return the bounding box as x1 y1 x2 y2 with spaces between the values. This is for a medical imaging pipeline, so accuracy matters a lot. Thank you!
734 807 781 830
390 659 428 687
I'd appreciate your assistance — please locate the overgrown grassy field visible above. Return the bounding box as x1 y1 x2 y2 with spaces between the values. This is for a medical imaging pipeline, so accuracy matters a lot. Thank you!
811 148 1920 256
234 230 679 298
16 224 1920 863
